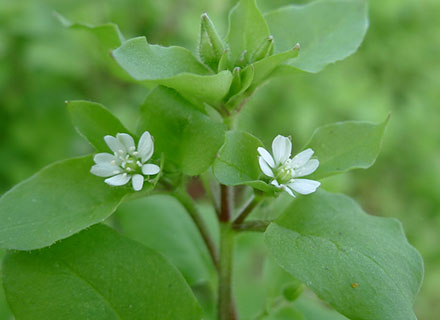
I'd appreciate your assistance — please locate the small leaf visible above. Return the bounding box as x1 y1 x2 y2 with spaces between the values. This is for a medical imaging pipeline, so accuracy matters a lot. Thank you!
0 156 135 250
138 86 225 175
265 0 368 73
265 190 424 320
112 37 233 103
226 0 271 65
305 118 388 179
2 224 202 320
66 100 131 152
115 194 215 286
55 12 124 49
213 131 277 193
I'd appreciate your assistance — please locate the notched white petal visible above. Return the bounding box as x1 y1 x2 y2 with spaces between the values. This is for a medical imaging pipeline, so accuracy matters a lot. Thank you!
90 163 122 177
257 147 275 168
104 135 126 154
93 153 116 164
288 179 320 195
104 173 131 186
138 131 154 162
131 174 144 191
272 135 292 166
142 163 160 175
294 159 320 177
291 148 314 168
258 157 274 178
117 133 135 152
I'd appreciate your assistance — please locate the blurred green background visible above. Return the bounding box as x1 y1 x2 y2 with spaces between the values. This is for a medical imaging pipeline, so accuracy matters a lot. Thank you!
0 0 439 319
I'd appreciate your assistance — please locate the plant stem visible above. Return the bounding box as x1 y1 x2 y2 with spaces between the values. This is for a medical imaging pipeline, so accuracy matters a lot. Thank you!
233 195 262 226
172 189 219 270
218 223 237 320
232 220 270 232
219 185 233 222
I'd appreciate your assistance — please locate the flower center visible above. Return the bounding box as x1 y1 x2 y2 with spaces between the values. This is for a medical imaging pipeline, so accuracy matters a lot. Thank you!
275 160 295 185
115 152 142 174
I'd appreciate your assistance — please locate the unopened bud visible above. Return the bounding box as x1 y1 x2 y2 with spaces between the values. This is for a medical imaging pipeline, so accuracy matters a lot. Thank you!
250 35 274 62
198 13 225 70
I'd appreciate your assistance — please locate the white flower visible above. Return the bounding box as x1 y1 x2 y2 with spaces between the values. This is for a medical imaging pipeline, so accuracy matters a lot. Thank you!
258 135 321 197
90 131 160 191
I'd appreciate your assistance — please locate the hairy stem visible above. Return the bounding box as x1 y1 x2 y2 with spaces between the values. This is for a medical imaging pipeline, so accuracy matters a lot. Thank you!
218 223 237 320
172 189 219 270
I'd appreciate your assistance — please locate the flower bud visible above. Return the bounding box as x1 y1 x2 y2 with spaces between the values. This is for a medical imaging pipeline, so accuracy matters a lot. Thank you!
198 13 225 70
250 35 274 62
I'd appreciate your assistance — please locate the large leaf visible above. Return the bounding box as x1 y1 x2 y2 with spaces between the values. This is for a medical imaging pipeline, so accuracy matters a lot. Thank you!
0 250 12 320
2 224 202 320
67 100 130 152
112 37 233 103
55 12 124 49
226 0 270 64
265 190 424 320
305 118 388 179
138 86 225 175
265 0 369 73
213 131 278 193
115 195 215 286
0 156 133 250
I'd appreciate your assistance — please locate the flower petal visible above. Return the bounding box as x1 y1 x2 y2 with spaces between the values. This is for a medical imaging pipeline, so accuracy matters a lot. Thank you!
257 147 275 168
104 135 126 154
291 148 314 169
104 173 131 186
282 185 296 198
259 157 274 177
138 131 154 162
93 153 116 164
117 133 135 153
288 179 320 195
271 180 281 188
294 159 320 177
90 163 122 177
131 174 144 191
142 163 160 175
272 135 291 166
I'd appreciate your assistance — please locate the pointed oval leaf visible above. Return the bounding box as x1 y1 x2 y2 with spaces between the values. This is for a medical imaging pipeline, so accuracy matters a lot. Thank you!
67 100 131 152
226 0 270 64
265 0 369 73
306 118 388 179
265 190 424 320
112 37 233 103
138 87 225 176
0 156 135 250
2 224 202 320
213 131 278 193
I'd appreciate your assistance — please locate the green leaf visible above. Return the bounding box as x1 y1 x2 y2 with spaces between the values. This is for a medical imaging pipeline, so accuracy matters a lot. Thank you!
138 86 225 175
265 0 369 73
213 131 277 194
226 0 271 64
66 100 130 152
112 37 233 103
306 118 388 179
115 194 215 286
293 296 348 320
199 13 225 71
247 45 299 88
55 12 124 49
265 190 424 320
0 250 12 320
0 156 134 250
2 224 202 320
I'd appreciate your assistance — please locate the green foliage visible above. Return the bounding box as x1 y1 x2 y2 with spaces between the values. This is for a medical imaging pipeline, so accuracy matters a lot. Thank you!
306 118 388 179
112 37 233 104
115 194 215 286
265 0 369 73
2 224 202 320
67 100 131 152
0 156 133 250
138 86 225 175
265 190 423 320
226 0 270 65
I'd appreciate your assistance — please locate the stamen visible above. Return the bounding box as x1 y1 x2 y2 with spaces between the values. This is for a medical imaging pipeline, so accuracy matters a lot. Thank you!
133 151 138 156
136 161 142 167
